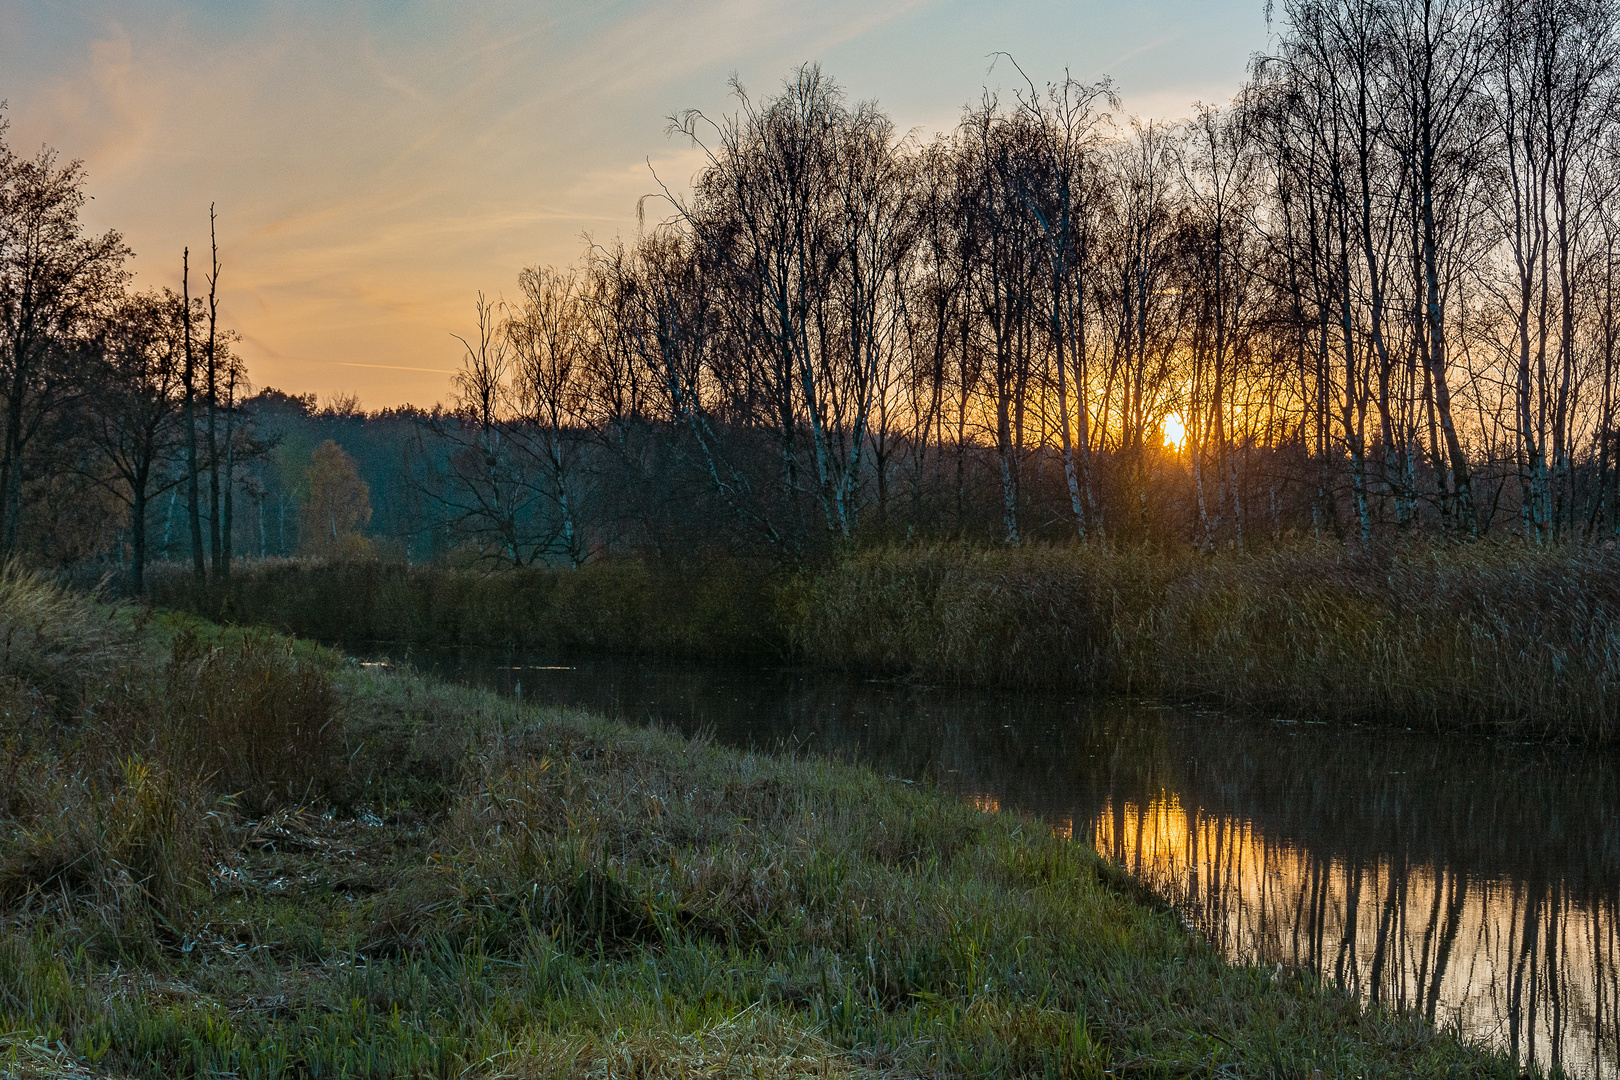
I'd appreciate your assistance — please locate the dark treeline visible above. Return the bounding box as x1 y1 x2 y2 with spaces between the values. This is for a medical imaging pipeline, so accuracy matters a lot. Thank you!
393 0 1620 563
0 108 446 589
0 108 267 592
12 0 1620 588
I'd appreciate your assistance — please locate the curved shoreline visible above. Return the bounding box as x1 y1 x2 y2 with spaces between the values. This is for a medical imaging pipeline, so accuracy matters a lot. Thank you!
0 568 1531 1077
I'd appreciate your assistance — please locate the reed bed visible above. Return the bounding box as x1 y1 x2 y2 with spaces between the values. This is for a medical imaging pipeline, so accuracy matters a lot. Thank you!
143 557 779 659
798 541 1620 740
146 540 1620 740
0 568 1529 1078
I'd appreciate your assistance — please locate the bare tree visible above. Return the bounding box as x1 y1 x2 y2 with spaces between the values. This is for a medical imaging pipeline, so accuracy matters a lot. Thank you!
1000 62 1118 539
667 66 918 551
1177 101 1265 548
81 290 188 593
508 266 587 566
1386 0 1492 533
433 293 539 564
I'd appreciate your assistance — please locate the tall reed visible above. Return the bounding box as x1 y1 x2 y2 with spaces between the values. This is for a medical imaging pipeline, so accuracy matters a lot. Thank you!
797 541 1620 740
143 556 782 658
144 541 1620 740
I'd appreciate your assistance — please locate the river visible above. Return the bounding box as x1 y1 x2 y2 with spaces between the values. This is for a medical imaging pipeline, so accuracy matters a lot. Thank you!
364 647 1620 1079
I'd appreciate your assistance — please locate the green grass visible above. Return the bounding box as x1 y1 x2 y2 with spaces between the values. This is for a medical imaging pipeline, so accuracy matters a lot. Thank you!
0 567 1539 1077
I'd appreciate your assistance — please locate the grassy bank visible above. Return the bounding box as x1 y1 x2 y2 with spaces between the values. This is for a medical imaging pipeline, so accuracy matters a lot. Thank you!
150 540 1620 741
0 569 1527 1078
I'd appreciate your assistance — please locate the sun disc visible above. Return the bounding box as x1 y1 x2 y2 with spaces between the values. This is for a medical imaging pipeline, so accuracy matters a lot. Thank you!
1163 413 1187 452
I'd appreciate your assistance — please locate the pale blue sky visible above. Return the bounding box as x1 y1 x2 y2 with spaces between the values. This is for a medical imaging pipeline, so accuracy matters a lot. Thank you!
0 0 1269 405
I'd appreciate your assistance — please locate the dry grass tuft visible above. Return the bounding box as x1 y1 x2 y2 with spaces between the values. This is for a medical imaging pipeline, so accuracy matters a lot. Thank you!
499 1008 878 1079
154 626 341 813
0 755 220 925
0 1031 102 1080
0 570 342 940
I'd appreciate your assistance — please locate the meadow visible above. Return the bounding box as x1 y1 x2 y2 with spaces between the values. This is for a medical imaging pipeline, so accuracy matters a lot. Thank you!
0 567 1534 1078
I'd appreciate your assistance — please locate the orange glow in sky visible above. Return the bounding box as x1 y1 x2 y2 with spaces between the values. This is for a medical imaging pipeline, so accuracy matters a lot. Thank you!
0 1 1266 407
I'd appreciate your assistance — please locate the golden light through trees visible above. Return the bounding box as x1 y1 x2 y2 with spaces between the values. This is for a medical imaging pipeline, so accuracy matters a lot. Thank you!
1162 413 1186 452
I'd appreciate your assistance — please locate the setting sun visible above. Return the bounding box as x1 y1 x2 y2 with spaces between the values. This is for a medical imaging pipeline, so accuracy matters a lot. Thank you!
1163 412 1187 451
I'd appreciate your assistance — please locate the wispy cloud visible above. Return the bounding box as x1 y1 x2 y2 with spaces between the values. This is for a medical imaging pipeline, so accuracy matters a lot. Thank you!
1 0 1260 407
336 361 459 375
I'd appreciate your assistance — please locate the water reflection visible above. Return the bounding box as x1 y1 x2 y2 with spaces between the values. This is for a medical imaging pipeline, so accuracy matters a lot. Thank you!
368 649 1620 1078
1098 795 1620 1076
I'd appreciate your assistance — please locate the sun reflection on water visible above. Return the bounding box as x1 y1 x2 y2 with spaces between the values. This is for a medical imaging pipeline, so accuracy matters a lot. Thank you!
1093 793 1620 1078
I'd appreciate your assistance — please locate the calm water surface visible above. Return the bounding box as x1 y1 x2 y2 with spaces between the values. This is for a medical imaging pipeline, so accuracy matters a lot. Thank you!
366 648 1620 1079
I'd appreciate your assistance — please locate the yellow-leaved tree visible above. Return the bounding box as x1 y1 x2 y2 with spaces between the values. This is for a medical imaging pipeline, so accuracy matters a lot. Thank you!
299 440 372 557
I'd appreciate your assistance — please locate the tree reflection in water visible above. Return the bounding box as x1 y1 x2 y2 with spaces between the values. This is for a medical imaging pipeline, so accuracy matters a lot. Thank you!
1097 794 1619 1077
1073 710 1620 1078
378 649 1620 1078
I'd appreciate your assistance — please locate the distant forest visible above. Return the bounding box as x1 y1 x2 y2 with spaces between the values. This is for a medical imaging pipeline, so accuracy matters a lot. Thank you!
7 0 1620 590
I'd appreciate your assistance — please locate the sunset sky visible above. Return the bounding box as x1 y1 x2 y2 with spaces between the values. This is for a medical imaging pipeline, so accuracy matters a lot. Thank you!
1 1 1267 408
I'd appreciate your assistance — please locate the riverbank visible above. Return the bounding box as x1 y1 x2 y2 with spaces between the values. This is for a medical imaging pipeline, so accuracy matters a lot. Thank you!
0 569 1526 1078
149 539 1620 742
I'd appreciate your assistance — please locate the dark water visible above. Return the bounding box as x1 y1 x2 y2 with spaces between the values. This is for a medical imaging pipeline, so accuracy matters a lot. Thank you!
364 647 1620 1079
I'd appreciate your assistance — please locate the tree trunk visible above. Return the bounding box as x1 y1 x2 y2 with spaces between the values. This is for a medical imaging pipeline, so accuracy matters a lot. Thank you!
207 206 224 575
207 372 220 573
130 474 147 596
222 406 235 578
182 249 206 585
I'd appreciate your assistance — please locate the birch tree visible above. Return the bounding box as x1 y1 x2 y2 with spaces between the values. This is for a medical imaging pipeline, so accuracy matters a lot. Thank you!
509 266 587 566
